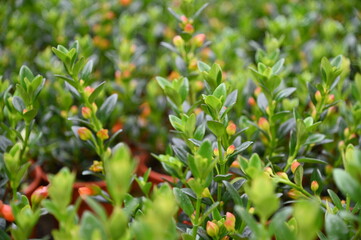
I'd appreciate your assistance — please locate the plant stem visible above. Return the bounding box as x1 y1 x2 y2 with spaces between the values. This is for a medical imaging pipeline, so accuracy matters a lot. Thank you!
192 197 202 238
19 122 31 164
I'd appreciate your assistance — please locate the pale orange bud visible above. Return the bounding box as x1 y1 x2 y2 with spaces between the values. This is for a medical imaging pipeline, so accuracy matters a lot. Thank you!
84 86 95 96
224 212 236 232
78 127 92 141
311 181 319 192
248 97 256 106
226 145 235 155
277 172 289 180
315 90 322 102
31 186 48 205
82 107 92 119
213 148 219 157
184 23 194 33
1 204 14 222
226 121 236 135
193 33 206 47
230 160 240 168
291 161 300 174
206 221 219 237
258 117 270 132
173 35 184 47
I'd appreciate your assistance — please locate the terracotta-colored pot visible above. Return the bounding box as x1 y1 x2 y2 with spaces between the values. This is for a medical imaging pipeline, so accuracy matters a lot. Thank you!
23 162 47 198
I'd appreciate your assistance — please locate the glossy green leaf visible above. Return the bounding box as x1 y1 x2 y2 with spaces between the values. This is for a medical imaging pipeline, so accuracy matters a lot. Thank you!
173 188 194 216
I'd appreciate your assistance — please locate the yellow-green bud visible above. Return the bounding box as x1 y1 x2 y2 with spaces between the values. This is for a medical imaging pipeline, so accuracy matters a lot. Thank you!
78 127 92 141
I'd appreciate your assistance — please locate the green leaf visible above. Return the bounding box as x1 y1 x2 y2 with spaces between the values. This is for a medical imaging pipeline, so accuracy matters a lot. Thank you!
305 133 326 145
270 207 295 240
88 82 106 103
272 58 285 75
173 188 194 216
97 94 118 121
19 65 34 82
325 213 349 240
198 140 212 161
213 83 226 102
327 189 343 210
333 169 361 202
297 157 327 165
223 181 243 206
156 76 172 90
235 206 261 237
204 95 222 112
275 87 296 101
197 61 211 72
294 165 303 186
12 96 25 112
81 60 94 81
207 120 225 137
213 174 232 182
169 115 183 132
84 197 107 223
80 212 106 240
200 202 219 222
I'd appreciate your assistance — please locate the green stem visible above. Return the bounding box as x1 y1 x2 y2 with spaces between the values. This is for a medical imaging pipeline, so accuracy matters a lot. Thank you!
192 197 202 238
19 122 31 164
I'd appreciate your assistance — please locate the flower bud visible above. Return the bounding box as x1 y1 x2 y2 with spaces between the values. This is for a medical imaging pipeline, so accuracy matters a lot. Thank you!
277 172 289 180
248 97 256 106
180 15 188 23
221 236 230 240
78 186 98 198
84 86 95 96
97 129 109 140
258 117 270 132
327 94 335 104
311 181 319 192
202 188 211 198
70 105 78 114
344 128 350 139
264 167 273 176
119 0 132 6
254 87 262 97
193 33 206 47
226 121 236 135
1 204 14 222
31 186 48 205
248 207 255 214
224 212 236 232
315 90 322 102
173 35 184 47
213 148 219 157
288 189 302 199
89 160 103 173
206 221 219 237
226 145 235 155
82 107 92 119
230 160 240 168
184 23 194 33
291 161 300 174
78 127 92 141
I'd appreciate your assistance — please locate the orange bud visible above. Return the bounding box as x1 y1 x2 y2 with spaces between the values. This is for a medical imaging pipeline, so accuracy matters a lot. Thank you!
311 181 319 192
193 33 206 47
23 109 28 114
119 0 131 6
1 204 14 222
78 127 92 141
277 172 289 180
84 86 95 96
97 129 109 140
78 186 97 197
180 15 188 23
184 23 194 33
226 121 236 135
226 145 235 155
254 87 262 97
206 221 219 237
264 167 273 176
221 236 230 240
230 160 240 168
224 212 236 232
315 90 322 102
258 117 270 132
213 148 219 157
288 189 302 199
82 107 92 119
248 97 256 106
70 105 78 114
291 161 300 174
327 94 335 104
31 186 48 205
